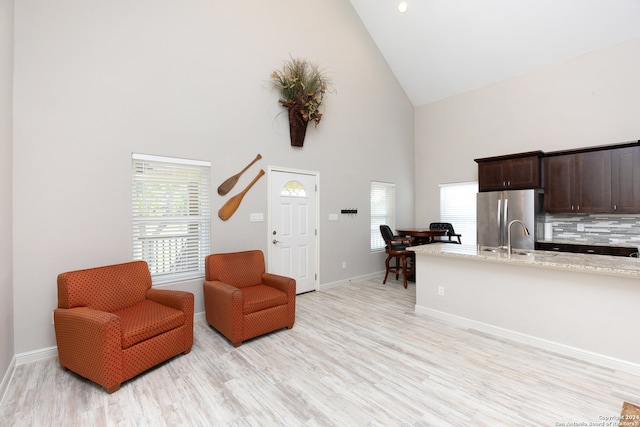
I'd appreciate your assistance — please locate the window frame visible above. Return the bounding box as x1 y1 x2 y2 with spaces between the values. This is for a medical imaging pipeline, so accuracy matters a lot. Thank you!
439 181 478 247
370 181 396 251
132 153 211 284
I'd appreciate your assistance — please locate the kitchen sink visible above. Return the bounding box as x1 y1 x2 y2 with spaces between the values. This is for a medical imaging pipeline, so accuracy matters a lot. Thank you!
513 250 536 257
480 247 557 258
481 248 533 256
481 247 506 253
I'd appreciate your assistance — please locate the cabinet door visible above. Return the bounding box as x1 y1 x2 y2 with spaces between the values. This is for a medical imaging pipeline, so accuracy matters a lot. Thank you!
508 156 540 189
543 155 574 213
478 156 540 191
611 146 640 213
478 161 506 192
535 241 636 257
574 151 611 213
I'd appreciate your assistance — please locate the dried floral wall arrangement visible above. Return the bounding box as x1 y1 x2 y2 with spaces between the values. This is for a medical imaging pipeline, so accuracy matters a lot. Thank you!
271 57 331 147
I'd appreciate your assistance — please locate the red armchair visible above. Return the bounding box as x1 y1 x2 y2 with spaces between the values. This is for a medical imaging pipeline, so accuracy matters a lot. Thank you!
54 260 194 393
203 250 296 347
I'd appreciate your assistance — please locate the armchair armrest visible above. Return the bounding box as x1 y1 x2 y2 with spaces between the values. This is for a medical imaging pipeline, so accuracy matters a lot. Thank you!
203 280 242 302
146 288 194 313
391 236 413 246
54 307 123 390
261 272 296 329
388 236 414 249
202 280 243 343
262 272 296 295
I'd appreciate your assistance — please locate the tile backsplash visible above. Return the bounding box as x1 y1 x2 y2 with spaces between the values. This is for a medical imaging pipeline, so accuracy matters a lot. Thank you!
543 213 640 247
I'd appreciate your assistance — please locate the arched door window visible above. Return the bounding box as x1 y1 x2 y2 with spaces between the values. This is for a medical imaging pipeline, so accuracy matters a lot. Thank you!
280 180 307 197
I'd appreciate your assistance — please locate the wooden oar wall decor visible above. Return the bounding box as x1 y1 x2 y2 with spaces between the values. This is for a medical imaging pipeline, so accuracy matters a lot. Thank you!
218 169 265 221
217 153 262 196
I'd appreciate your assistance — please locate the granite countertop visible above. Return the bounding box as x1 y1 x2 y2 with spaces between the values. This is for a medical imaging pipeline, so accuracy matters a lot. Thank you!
408 243 640 278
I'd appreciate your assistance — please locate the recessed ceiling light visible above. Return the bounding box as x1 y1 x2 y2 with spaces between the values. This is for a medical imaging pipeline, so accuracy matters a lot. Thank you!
398 1 408 13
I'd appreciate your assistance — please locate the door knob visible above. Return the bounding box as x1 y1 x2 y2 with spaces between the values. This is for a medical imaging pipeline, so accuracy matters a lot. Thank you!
272 239 281 244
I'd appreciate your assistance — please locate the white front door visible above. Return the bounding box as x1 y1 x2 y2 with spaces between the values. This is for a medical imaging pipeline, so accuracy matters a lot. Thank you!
269 169 318 294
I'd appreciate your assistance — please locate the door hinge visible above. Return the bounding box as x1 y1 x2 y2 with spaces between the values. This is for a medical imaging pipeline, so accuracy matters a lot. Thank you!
315 229 317 236
315 273 317 280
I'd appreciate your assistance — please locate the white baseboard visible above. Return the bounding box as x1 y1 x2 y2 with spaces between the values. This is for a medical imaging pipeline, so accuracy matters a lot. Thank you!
320 271 385 291
415 305 640 376
0 356 16 406
15 346 58 366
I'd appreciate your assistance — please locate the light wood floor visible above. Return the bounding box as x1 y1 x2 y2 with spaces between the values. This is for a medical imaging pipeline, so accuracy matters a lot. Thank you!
1 275 639 426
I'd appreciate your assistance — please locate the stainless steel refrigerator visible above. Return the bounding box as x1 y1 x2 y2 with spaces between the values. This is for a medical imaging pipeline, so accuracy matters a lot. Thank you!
476 189 544 250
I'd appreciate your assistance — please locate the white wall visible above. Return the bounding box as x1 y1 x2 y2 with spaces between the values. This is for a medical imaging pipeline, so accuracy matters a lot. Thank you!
0 0 14 397
12 0 415 354
415 38 640 224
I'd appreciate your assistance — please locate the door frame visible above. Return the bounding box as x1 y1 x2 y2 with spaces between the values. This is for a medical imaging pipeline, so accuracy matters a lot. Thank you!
267 166 320 292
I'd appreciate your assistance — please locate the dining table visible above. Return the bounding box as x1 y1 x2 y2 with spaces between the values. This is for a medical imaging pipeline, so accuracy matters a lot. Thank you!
395 228 448 246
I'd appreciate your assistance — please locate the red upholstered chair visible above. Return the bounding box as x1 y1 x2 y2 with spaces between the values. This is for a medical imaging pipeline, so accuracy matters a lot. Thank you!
54 260 194 393
203 250 296 347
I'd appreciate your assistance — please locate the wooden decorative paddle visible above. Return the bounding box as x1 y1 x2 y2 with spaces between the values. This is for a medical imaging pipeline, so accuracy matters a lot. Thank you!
218 169 265 221
217 153 262 196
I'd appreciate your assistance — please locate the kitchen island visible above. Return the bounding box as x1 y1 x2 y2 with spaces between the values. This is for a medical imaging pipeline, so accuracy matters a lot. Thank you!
409 243 640 374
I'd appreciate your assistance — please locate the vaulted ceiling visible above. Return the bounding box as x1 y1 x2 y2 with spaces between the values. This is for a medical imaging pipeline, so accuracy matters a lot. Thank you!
349 0 640 106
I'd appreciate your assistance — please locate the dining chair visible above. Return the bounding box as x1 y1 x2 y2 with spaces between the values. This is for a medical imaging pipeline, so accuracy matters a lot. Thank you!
379 225 415 289
429 222 462 244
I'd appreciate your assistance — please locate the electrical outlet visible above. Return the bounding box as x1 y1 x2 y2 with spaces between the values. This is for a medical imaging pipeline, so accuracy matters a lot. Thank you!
438 286 445 296
577 223 585 232
342 261 347 269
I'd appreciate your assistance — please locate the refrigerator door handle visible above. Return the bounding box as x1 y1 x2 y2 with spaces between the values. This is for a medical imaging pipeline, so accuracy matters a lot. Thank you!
503 196 509 247
497 198 502 246
504 196 508 219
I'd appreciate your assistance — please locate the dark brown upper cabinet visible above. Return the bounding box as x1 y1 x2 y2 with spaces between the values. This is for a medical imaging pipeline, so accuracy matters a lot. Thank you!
543 142 640 214
544 151 612 213
574 150 612 213
475 151 542 192
611 146 640 213
542 154 573 212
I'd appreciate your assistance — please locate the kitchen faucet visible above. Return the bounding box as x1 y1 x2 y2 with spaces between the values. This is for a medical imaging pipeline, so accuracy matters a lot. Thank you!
507 219 530 257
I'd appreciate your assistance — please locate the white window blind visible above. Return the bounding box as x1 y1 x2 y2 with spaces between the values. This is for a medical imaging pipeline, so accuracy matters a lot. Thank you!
132 153 211 284
439 181 478 247
370 181 396 251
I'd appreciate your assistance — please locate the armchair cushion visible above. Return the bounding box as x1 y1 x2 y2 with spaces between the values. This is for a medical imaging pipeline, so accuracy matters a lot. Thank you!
242 284 288 314
206 250 265 288
114 300 185 349
57 261 151 312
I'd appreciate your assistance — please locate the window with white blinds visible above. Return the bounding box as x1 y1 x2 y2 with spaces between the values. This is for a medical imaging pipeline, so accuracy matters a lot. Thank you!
132 153 211 284
439 181 478 247
370 181 396 251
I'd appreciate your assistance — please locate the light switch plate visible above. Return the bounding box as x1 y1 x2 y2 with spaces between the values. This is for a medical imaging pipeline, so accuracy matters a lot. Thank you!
329 213 338 221
250 213 264 222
